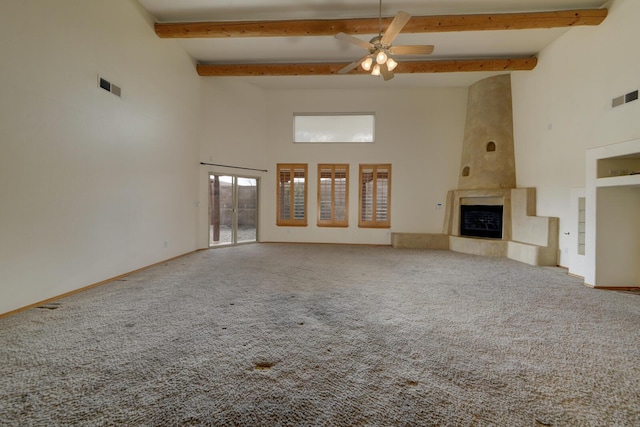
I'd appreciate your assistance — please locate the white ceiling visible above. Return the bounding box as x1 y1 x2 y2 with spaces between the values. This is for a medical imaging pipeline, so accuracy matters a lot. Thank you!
137 0 609 89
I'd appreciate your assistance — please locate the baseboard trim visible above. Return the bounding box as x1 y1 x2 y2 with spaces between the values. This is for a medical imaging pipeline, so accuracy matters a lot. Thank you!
0 250 202 319
262 241 392 247
567 272 585 280
593 286 640 291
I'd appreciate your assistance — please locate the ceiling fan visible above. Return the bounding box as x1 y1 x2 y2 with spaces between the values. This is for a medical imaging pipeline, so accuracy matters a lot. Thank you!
336 0 434 81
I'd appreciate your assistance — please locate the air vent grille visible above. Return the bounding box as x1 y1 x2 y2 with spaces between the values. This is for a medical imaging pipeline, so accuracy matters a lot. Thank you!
111 84 121 97
99 77 111 92
98 75 121 97
612 89 638 108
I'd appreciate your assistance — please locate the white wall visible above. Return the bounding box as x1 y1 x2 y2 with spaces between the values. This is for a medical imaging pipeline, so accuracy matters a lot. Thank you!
260 87 467 244
197 78 268 248
512 0 640 267
10 0 630 313
0 0 202 314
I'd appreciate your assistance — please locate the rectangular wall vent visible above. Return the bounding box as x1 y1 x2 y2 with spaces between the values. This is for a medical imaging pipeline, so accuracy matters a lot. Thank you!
98 76 121 97
625 90 638 103
99 77 111 92
612 89 638 108
110 84 121 97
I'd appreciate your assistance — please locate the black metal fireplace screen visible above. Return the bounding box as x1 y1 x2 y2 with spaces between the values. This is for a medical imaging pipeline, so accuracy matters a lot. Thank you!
460 205 503 239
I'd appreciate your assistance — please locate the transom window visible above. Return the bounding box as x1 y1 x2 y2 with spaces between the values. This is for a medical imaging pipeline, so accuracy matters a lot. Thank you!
293 113 375 143
359 164 391 228
277 163 308 226
317 164 349 227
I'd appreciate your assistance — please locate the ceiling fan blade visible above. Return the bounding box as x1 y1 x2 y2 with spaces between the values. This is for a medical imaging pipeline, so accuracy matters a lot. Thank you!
335 32 373 50
389 45 435 55
338 55 370 74
380 11 411 46
380 62 394 81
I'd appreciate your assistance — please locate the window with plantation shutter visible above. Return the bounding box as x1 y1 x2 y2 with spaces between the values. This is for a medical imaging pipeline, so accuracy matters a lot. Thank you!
317 164 349 227
359 164 391 228
277 163 308 226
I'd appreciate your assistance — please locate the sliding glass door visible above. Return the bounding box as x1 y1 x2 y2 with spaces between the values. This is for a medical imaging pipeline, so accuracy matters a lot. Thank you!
209 174 258 247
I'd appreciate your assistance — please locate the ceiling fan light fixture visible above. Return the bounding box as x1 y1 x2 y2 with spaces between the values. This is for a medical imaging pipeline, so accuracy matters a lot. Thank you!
335 3 433 80
362 56 373 71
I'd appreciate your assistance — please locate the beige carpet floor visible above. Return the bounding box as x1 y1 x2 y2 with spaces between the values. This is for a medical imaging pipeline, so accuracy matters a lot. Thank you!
0 244 639 426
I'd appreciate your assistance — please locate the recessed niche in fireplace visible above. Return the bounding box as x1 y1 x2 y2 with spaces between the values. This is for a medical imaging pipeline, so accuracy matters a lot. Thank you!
460 205 503 239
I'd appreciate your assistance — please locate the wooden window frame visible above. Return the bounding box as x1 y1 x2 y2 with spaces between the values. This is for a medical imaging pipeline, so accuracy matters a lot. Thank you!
317 164 349 227
358 164 391 228
276 163 308 227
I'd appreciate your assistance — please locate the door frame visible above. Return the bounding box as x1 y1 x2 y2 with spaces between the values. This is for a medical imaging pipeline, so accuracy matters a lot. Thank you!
208 172 260 247
568 188 586 278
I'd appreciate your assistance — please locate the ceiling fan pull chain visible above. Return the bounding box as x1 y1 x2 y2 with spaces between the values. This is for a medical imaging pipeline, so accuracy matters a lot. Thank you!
378 0 382 36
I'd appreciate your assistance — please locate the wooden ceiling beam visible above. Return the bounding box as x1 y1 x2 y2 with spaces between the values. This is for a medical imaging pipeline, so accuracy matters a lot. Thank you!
156 9 607 38
196 57 538 77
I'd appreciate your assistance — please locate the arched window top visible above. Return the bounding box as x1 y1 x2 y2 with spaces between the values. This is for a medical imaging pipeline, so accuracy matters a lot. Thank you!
486 141 496 152
462 166 470 177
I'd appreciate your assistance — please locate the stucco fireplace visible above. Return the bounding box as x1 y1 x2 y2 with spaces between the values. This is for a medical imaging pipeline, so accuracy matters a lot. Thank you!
393 74 559 266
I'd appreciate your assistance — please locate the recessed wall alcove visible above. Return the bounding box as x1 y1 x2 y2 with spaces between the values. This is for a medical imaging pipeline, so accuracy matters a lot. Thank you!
585 138 640 288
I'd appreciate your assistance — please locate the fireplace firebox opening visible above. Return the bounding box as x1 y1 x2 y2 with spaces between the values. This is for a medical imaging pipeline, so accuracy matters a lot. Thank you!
460 205 504 239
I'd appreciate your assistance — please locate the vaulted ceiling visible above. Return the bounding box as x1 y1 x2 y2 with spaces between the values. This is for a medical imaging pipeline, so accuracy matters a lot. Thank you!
137 0 609 88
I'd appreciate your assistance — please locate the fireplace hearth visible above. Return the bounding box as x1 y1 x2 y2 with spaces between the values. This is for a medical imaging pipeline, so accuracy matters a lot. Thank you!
460 205 503 239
